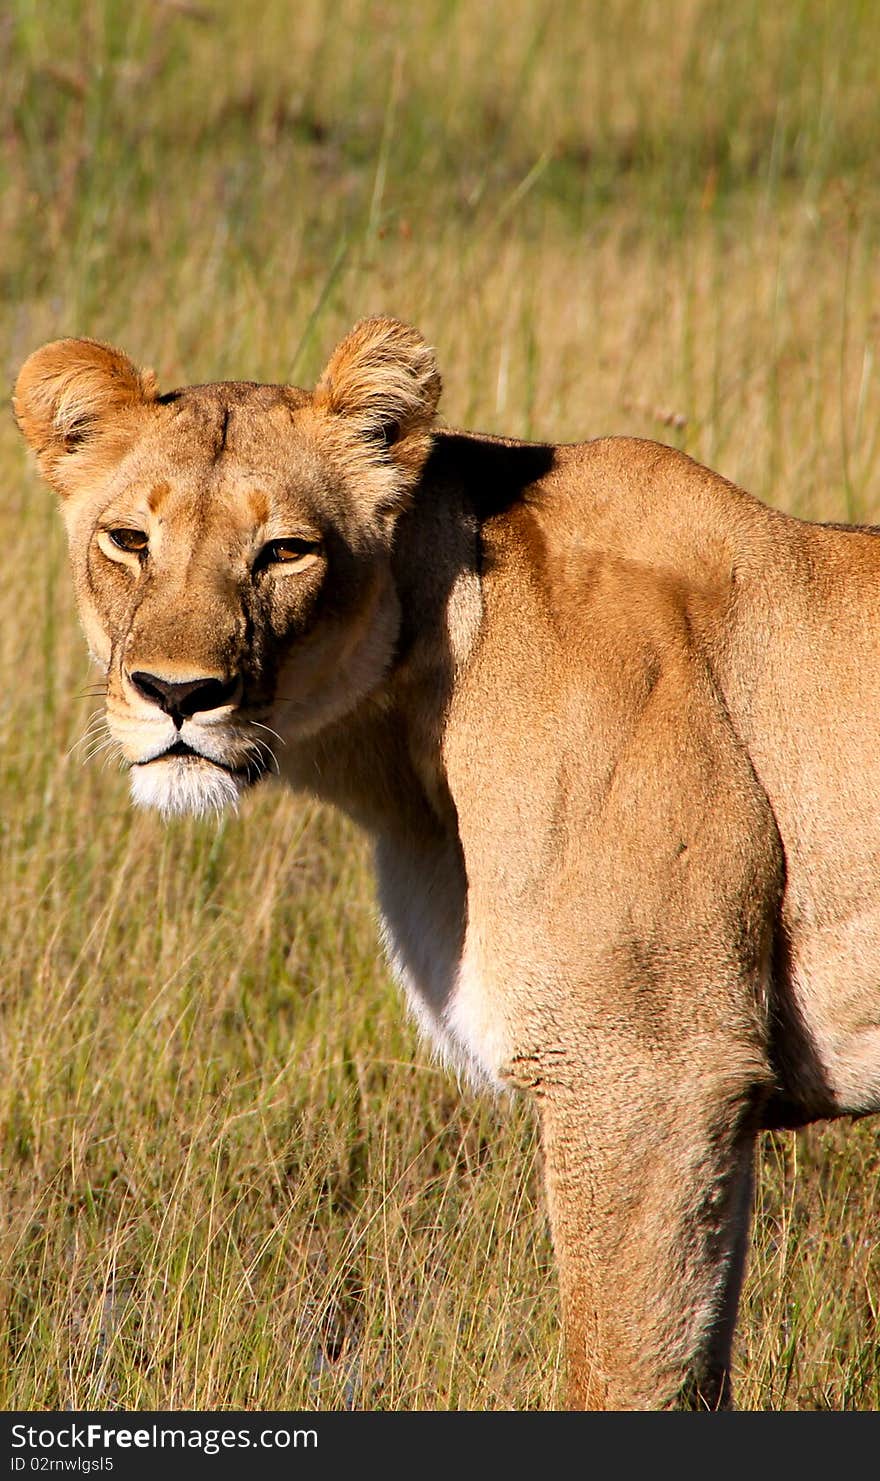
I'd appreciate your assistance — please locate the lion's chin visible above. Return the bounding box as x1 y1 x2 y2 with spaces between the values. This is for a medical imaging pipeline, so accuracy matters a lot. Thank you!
129 754 248 819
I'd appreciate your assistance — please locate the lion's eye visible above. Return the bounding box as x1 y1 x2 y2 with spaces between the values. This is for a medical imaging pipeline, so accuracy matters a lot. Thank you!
260 538 322 568
107 529 148 554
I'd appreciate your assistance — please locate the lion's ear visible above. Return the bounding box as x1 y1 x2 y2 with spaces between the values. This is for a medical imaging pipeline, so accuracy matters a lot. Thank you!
13 337 158 498
312 317 441 516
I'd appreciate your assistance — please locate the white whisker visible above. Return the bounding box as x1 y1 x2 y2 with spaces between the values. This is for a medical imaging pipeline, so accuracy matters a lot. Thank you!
68 710 109 757
80 736 120 766
245 734 280 776
251 720 286 748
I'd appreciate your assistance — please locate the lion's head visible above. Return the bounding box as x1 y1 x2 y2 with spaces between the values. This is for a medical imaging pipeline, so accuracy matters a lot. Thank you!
13 318 441 816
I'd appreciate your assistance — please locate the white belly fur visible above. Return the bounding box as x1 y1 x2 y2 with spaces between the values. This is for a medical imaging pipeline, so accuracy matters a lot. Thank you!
374 834 511 1090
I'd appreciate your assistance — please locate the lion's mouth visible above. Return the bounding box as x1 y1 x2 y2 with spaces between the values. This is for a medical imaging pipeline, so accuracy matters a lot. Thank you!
133 739 268 783
128 735 269 818
137 738 237 771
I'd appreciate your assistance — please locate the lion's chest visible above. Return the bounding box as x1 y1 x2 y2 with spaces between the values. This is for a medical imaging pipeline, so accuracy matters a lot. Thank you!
373 832 511 1090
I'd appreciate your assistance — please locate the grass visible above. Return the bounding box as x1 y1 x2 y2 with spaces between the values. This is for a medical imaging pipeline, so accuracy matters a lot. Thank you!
2 0 880 1410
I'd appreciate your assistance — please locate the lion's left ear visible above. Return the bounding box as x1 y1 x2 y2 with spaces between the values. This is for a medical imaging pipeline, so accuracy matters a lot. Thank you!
312 316 441 517
13 337 158 499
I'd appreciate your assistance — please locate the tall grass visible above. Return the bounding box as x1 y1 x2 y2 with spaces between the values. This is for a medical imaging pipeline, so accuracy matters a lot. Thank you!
1 0 879 1409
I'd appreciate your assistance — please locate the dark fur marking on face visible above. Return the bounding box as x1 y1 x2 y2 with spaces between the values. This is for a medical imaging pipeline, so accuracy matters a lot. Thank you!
149 482 171 513
216 405 231 458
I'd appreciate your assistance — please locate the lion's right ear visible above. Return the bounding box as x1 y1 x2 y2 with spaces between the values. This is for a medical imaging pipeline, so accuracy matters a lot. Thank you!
13 338 158 497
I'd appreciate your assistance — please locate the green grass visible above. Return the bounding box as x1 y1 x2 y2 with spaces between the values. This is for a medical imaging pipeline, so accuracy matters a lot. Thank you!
2 0 880 1410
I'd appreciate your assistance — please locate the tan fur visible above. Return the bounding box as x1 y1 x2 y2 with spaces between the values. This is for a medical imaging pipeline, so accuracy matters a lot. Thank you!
13 338 158 489
14 317 880 1408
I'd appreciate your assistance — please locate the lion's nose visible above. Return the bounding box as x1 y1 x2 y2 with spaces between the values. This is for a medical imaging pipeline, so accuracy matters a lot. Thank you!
128 671 241 726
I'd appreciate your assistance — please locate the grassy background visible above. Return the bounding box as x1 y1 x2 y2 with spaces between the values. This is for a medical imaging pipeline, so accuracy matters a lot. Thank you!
2 0 880 1409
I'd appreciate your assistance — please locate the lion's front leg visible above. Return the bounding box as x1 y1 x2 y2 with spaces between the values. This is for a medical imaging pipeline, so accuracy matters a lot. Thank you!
536 1054 764 1410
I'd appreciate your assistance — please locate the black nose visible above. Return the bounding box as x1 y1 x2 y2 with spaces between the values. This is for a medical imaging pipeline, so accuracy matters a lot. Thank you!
129 671 241 725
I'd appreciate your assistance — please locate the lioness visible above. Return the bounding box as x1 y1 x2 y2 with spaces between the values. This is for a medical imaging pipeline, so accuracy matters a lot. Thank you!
13 318 880 1409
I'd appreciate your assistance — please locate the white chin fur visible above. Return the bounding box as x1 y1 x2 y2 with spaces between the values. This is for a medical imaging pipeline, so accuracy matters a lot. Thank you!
129 757 245 819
